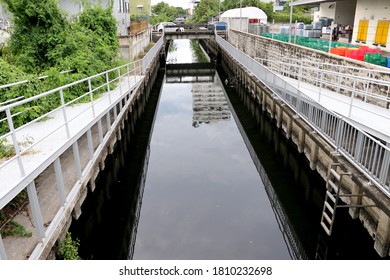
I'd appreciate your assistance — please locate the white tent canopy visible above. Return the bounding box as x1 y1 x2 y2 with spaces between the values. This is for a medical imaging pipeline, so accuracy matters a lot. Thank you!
220 7 268 23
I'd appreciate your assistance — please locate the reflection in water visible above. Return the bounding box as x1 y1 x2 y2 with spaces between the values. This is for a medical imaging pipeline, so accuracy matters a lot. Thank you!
132 74 291 259
221 77 310 259
132 40 291 260
192 79 231 128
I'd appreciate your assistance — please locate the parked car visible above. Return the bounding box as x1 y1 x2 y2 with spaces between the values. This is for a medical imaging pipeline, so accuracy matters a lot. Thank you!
174 17 185 25
157 22 184 33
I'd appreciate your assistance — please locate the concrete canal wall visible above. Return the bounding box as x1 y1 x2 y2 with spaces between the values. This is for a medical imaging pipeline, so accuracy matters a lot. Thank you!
204 34 390 257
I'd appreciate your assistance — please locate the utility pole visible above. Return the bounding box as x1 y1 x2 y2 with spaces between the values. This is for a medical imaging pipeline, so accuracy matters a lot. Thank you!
288 0 293 43
240 0 242 31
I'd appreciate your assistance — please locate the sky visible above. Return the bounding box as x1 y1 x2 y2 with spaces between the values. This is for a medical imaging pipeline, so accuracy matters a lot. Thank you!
151 0 191 9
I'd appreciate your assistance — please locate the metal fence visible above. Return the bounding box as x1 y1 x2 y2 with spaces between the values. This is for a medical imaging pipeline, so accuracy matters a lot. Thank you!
142 37 163 73
256 57 390 112
216 35 390 196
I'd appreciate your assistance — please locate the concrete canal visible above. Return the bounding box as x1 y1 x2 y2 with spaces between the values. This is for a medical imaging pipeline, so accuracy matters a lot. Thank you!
69 39 387 260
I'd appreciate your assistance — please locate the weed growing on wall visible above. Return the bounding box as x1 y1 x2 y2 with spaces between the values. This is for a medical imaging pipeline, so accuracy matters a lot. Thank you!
57 232 81 260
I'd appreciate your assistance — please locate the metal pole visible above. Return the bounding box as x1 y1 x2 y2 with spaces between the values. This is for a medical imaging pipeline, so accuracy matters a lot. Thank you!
0 234 7 260
54 158 66 205
27 181 45 241
328 21 333 53
288 0 293 43
218 0 220 20
240 0 242 31
5 108 25 177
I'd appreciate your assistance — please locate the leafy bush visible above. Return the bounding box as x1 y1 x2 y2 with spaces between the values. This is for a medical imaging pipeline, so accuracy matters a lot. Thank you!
0 1 123 135
57 232 81 260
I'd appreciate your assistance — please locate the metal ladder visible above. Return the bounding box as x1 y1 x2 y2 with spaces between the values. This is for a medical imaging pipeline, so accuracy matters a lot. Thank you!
320 163 350 236
320 162 377 237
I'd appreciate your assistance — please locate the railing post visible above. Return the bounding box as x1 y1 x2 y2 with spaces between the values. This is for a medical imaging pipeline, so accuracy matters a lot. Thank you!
336 72 342 94
106 112 111 131
106 72 112 104
364 72 371 102
88 78 96 117
297 90 303 116
118 68 122 95
97 119 104 144
127 64 131 90
87 129 94 160
59 89 71 138
5 108 25 177
27 181 45 241
54 158 66 205
379 146 390 186
318 71 324 103
0 234 7 260
335 118 345 152
297 62 302 89
348 78 357 117
88 78 96 118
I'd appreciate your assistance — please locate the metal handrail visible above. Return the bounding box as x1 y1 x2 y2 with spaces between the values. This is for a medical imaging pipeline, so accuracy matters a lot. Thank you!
0 70 74 90
142 37 164 73
0 61 143 178
258 56 390 77
256 58 390 116
216 35 390 195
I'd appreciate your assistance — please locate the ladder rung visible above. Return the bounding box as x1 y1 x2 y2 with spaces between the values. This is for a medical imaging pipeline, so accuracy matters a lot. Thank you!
324 201 334 214
326 191 336 203
330 168 341 181
320 222 332 236
322 212 333 225
328 180 338 193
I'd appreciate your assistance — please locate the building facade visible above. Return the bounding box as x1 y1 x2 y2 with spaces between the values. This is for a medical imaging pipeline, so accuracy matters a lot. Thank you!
60 0 130 35
129 0 151 17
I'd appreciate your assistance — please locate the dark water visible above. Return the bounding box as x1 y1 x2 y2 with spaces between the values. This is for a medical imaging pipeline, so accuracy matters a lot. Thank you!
69 39 386 260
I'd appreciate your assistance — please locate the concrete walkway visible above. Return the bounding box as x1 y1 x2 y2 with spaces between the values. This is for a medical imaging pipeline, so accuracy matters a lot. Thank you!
0 75 143 259
282 76 390 144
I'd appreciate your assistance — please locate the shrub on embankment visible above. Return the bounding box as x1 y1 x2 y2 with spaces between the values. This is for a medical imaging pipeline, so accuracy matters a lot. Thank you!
0 0 123 135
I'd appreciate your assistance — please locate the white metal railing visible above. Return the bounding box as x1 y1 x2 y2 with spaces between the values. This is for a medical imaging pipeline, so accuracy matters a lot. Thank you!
262 56 390 79
0 37 164 259
256 57 390 113
142 37 163 73
0 61 143 179
0 70 74 91
216 35 390 196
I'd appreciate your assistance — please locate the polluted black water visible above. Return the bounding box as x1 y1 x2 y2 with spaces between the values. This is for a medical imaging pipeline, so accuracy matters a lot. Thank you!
69 39 386 260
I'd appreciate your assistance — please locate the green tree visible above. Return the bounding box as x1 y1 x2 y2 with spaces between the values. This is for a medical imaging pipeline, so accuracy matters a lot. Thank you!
2 0 69 73
150 2 187 25
192 0 219 23
221 0 240 11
